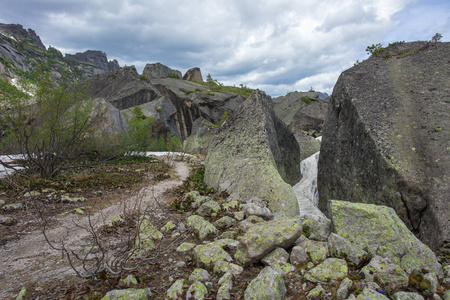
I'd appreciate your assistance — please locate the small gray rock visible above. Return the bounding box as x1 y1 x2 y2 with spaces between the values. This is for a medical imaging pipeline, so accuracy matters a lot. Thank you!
392 291 425 300
186 280 208 300
244 267 286 300
300 214 331 241
101 288 152 299
243 202 273 220
166 279 186 299
328 233 367 264
337 277 353 299
290 245 309 265
189 268 210 283
262 247 290 267
215 216 236 229
357 287 389 299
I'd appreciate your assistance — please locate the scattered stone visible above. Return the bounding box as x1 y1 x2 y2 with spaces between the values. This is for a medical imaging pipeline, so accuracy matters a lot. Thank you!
24 191 41 197
101 288 152 300
209 238 239 249
0 199 6 205
161 221 176 232
177 222 187 232
300 214 331 241
273 262 296 276
176 242 196 252
171 231 180 238
304 258 348 284
244 267 286 300
214 260 232 274
357 287 389 300
218 272 234 289
233 211 245 221
222 200 240 211
305 240 329 262
243 202 273 220
186 280 208 300
0 215 16 226
215 216 236 229
235 218 302 265
238 215 265 232
329 200 443 278
189 268 210 283
197 200 221 216
337 277 353 299
443 290 450 300
186 215 218 239
61 195 86 202
424 272 438 292
327 233 368 265
290 245 309 265
185 191 212 209
307 284 325 299
193 244 233 268
262 247 290 267
219 230 237 240
217 285 231 300
166 279 187 299
392 291 425 300
2 203 22 211
361 256 409 287
121 274 138 287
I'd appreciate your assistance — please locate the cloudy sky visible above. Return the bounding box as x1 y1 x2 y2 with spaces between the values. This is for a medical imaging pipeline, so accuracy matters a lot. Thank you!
1 0 449 96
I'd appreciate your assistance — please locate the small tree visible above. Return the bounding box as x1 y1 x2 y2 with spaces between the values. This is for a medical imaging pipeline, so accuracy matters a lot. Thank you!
431 33 443 43
366 43 385 56
0 69 94 178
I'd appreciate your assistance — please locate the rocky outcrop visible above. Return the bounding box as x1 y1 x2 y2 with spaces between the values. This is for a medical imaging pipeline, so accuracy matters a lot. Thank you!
318 41 450 251
142 62 182 80
204 90 301 217
66 50 119 77
0 23 45 49
183 117 218 154
183 67 203 82
90 98 128 137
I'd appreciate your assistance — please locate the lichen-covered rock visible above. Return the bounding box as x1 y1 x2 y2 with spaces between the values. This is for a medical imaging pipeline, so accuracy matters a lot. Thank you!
204 90 301 217
262 247 290 266
243 202 273 220
193 244 233 268
305 240 329 262
166 279 186 299
272 262 296 276
300 214 331 241
392 291 425 300
215 216 236 229
189 268 210 283
185 191 212 209
0 215 16 226
307 284 326 299
186 280 208 300
217 285 231 300
197 200 221 216
361 256 409 287
208 238 239 249
143 62 182 79
101 288 152 300
234 218 302 265
330 200 443 278
337 277 353 299
121 275 138 287
238 215 265 232
176 242 196 252
218 272 234 289
184 117 217 154
290 245 309 265
134 219 163 256
161 221 176 232
186 215 218 239
244 267 286 300
357 287 389 300
304 258 348 284
328 233 367 265
317 42 450 251
424 272 438 292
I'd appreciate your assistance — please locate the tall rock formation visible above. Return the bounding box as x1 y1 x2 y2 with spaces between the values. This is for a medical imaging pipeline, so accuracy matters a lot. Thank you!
318 41 449 251
204 90 301 217
66 50 119 77
183 67 203 82
142 62 182 80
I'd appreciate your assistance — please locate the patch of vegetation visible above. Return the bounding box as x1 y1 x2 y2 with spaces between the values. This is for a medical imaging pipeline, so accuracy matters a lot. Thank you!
431 32 443 43
366 43 385 56
139 74 147 81
384 47 423 58
168 72 181 79
301 96 313 104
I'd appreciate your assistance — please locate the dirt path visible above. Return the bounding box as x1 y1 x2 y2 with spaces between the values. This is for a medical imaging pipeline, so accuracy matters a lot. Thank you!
0 159 190 299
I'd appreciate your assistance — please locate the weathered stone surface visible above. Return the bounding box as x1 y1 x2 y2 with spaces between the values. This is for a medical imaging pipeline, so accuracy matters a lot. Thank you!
361 256 409 287
295 132 321 161
235 218 302 265
290 245 309 265
204 90 301 217
0 215 16 226
337 277 353 299
215 216 236 229
184 117 218 154
243 202 273 220
330 200 443 277
392 291 425 300
186 215 218 239
357 287 389 300
89 98 129 138
143 62 182 79
304 258 348 284
244 267 286 300
261 247 290 266
327 233 367 265
307 284 326 299
101 288 152 300
189 268 210 283
176 242 196 252
166 279 186 299
193 244 233 268
186 280 207 300
197 200 221 216
238 215 265 232
217 285 231 300
318 42 450 251
66 50 119 77
305 240 329 262
300 214 331 241
183 67 203 82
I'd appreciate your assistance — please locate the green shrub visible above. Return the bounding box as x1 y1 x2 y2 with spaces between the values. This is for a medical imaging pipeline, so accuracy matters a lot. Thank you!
139 74 147 81
366 43 385 56
301 96 313 104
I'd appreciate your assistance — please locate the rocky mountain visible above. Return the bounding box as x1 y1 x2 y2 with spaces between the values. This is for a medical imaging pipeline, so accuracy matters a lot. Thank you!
318 41 449 252
0 23 119 81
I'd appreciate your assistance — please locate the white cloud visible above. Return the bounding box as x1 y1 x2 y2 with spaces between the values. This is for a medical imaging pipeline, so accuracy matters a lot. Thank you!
1 0 448 96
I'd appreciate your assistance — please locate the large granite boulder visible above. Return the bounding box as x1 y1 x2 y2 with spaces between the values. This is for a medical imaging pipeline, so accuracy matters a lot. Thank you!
183 117 218 154
90 98 129 137
183 67 203 82
329 200 443 278
244 267 286 300
318 41 450 251
142 62 182 79
204 91 301 216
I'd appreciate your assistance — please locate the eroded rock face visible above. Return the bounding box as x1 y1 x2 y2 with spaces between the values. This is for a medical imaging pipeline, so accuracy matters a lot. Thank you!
183 67 203 82
143 62 182 80
318 41 450 251
204 91 301 216
90 98 129 137
66 50 119 77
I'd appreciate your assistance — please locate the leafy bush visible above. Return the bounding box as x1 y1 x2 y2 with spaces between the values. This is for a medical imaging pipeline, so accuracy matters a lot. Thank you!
301 96 313 104
366 43 385 56
431 33 443 43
